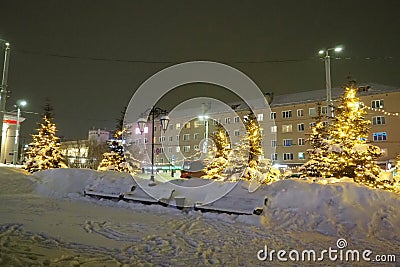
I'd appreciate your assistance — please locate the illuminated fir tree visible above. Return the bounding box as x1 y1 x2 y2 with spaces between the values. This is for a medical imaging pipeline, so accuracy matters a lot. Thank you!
300 104 332 178
97 140 129 172
227 113 278 182
394 154 400 182
328 83 382 184
203 125 231 179
25 104 66 173
98 108 130 172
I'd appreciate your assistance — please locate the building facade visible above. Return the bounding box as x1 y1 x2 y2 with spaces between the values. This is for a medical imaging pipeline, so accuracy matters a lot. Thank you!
126 83 400 169
60 129 110 168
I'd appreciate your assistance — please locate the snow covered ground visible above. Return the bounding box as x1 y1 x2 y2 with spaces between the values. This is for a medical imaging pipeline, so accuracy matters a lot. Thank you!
0 167 399 266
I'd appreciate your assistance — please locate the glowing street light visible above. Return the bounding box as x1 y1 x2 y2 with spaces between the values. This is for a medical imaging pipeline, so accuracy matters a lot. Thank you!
13 99 27 165
318 45 344 118
137 107 169 185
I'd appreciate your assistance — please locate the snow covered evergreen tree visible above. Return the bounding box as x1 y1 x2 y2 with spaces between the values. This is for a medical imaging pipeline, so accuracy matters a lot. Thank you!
394 154 400 182
97 141 129 172
299 104 332 178
327 83 382 184
98 107 130 172
203 125 231 180
24 103 66 173
226 113 278 183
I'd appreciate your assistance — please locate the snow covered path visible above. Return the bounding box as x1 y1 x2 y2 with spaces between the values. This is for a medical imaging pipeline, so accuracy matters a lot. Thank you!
0 168 398 266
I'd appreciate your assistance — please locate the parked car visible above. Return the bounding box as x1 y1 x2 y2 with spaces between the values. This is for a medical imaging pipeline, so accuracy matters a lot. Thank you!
180 160 206 178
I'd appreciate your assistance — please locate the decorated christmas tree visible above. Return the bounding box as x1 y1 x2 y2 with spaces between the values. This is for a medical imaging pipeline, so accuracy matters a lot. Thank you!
97 140 129 172
203 124 231 180
327 82 382 184
97 107 130 172
394 154 400 182
24 103 66 173
226 113 278 183
299 104 332 178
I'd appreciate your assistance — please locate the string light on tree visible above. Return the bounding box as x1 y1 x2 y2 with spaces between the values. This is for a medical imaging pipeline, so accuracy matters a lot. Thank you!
24 103 67 173
327 83 382 186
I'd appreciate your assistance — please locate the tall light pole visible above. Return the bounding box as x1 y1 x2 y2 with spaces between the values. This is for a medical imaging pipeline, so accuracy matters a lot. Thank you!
0 39 11 162
318 46 343 118
13 100 27 165
137 107 169 185
200 102 211 154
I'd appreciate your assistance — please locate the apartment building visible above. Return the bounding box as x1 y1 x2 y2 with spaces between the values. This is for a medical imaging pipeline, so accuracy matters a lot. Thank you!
127 83 400 169
271 83 400 168
60 129 110 168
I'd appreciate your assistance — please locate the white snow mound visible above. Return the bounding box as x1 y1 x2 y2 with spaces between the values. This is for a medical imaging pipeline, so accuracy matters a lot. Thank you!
261 179 400 241
33 168 134 198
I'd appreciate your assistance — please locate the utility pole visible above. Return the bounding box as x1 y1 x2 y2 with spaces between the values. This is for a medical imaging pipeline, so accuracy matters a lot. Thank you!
0 41 11 163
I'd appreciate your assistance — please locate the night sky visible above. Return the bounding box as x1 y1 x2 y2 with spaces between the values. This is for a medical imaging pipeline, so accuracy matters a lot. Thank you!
0 0 399 141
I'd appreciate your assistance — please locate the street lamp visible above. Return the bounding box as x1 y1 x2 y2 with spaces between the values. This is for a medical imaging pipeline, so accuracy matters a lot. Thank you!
137 106 169 185
0 39 11 163
199 102 211 154
13 99 27 165
198 115 209 153
318 45 343 118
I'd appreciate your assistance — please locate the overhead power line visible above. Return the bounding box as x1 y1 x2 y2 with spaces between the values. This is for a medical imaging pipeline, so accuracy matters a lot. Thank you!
14 49 399 64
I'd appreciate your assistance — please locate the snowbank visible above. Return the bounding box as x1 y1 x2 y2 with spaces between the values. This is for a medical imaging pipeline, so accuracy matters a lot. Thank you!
33 169 134 198
28 168 400 243
0 167 34 194
260 179 400 241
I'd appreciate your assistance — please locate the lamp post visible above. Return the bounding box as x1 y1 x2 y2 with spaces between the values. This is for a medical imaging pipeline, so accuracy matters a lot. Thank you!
13 99 27 165
199 102 211 154
318 46 343 118
0 39 10 162
198 115 209 154
137 107 169 185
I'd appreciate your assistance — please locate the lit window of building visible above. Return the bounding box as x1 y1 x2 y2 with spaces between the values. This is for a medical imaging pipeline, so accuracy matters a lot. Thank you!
257 114 264 121
283 139 293 147
282 124 292 133
271 126 277 133
373 132 387 141
176 123 181 130
185 122 191 129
